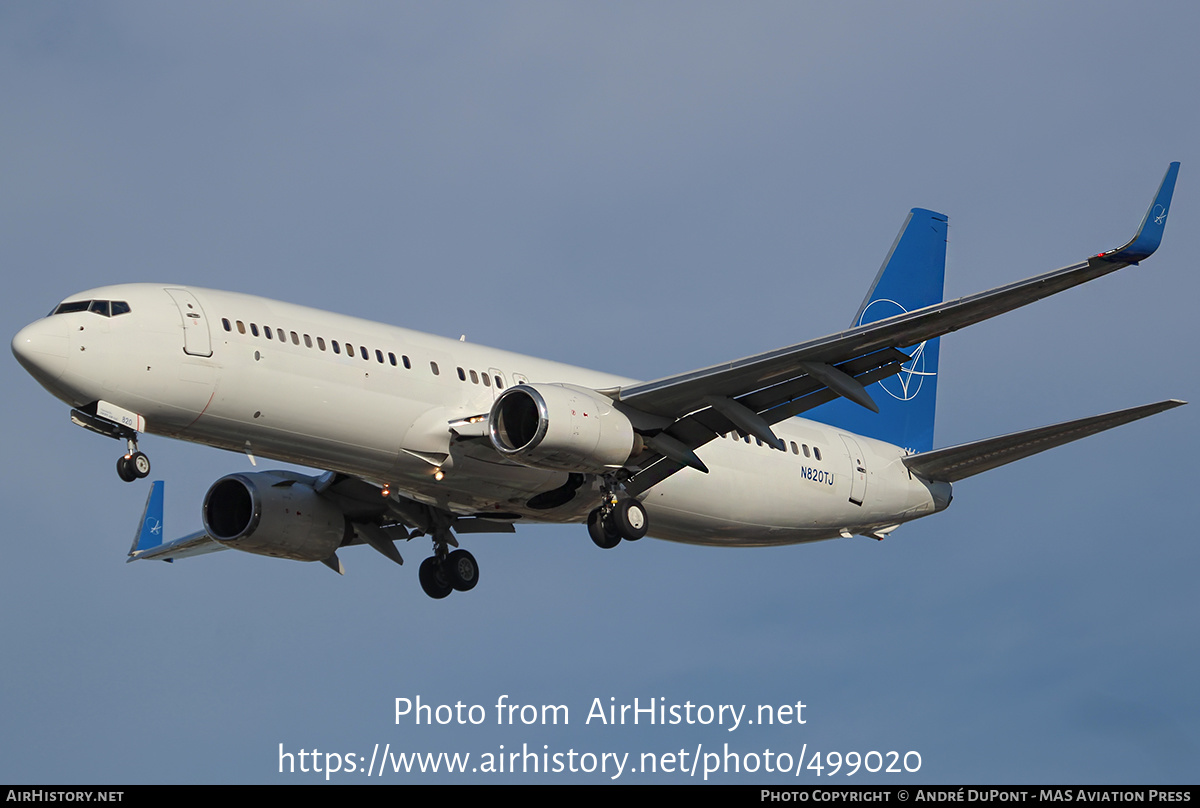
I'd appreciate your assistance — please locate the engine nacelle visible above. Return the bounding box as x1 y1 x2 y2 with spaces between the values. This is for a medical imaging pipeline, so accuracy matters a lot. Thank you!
489 383 637 473
202 472 351 562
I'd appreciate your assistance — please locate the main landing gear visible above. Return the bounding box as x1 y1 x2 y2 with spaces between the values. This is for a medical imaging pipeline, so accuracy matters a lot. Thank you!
587 497 648 549
116 438 150 483
418 546 479 600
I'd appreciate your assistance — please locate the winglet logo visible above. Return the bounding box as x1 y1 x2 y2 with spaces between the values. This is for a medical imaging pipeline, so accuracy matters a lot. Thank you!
859 298 936 402
1153 204 1168 226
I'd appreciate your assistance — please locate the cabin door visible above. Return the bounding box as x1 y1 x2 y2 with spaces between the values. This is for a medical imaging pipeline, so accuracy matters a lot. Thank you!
164 288 213 357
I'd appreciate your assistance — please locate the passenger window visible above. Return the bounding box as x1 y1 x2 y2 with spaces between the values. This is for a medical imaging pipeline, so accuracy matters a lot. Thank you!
332 340 340 354
791 441 799 455
277 328 286 341
251 323 259 337
264 326 273 340
802 444 810 457
457 367 466 381
360 345 369 360
482 373 490 387
237 320 246 334
814 447 822 461
375 349 384 363
290 331 299 345
388 352 397 366
403 355 412 369
494 375 503 389
470 370 479 384
317 337 325 351
222 318 231 332
304 334 313 348
430 361 440 376
346 343 354 356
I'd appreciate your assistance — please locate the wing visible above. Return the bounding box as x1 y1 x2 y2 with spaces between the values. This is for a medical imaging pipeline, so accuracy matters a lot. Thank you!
617 163 1180 495
128 528 226 562
126 481 227 562
125 474 515 573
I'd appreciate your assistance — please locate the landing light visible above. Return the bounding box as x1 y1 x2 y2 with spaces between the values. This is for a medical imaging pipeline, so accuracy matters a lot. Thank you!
434 469 445 482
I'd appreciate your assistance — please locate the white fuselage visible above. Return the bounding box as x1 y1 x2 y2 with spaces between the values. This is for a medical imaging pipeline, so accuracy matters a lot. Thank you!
13 284 950 546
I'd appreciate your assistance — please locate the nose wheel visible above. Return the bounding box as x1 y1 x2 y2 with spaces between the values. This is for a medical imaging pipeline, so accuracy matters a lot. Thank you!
116 439 151 482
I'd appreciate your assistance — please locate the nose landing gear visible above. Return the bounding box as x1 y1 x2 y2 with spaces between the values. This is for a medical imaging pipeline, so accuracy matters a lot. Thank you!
116 437 150 482
69 403 151 483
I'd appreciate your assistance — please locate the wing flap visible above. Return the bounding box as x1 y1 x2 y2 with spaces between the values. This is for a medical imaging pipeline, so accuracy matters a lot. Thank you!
622 358 910 496
902 400 1185 483
737 348 910 416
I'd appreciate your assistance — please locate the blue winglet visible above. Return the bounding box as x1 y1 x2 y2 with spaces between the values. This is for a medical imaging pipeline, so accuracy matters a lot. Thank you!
1099 162 1179 263
129 481 168 561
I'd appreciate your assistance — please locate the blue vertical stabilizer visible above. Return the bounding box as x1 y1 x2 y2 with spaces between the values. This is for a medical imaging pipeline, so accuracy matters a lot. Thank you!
809 208 947 453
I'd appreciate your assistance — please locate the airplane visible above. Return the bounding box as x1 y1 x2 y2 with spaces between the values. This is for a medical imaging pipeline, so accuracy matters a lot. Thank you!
11 163 1183 600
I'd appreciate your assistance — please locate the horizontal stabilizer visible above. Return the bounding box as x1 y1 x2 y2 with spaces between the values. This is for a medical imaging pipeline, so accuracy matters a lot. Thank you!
903 400 1185 483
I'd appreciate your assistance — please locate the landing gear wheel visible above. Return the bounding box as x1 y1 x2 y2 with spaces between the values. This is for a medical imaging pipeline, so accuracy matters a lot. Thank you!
446 549 479 592
130 451 151 478
612 499 648 541
116 456 136 483
588 508 621 549
418 556 453 599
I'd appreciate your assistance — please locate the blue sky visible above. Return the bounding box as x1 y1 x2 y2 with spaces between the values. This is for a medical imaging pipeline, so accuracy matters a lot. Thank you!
2 2 1197 784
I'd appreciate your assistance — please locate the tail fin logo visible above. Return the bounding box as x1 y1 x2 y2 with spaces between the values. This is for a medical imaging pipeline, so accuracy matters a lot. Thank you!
1153 204 1168 225
858 298 936 402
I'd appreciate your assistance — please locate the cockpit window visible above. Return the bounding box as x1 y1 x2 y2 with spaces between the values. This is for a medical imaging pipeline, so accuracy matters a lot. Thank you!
51 301 90 315
51 300 131 317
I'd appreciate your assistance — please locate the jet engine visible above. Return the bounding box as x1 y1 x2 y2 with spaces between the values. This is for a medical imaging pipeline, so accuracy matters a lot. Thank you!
488 383 638 473
202 472 351 561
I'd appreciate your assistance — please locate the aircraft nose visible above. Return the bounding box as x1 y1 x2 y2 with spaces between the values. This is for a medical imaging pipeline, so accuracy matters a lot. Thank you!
12 318 69 384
